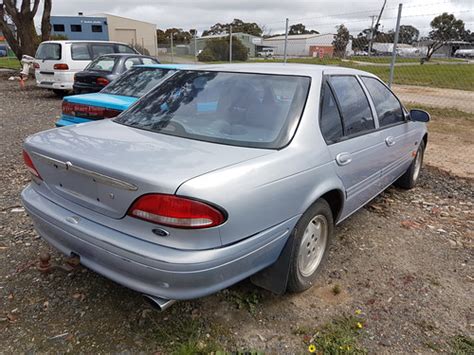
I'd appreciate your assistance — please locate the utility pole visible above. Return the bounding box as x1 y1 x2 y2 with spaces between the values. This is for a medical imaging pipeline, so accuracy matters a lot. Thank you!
170 32 174 63
194 34 198 62
283 18 289 63
389 3 403 88
368 15 377 57
229 25 232 63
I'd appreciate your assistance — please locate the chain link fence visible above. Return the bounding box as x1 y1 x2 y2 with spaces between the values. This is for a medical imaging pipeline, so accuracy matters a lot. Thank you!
159 3 473 113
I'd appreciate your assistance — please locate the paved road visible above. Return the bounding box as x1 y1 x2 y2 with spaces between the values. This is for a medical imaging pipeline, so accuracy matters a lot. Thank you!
392 84 474 113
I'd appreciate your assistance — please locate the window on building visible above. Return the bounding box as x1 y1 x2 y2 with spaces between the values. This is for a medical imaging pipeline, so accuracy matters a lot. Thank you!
91 25 103 33
328 75 374 136
53 24 65 32
70 24 82 32
361 76 404 127
319 82 343 143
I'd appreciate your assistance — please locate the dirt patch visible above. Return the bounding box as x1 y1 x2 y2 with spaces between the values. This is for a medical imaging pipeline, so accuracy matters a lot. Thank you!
1 78 472 353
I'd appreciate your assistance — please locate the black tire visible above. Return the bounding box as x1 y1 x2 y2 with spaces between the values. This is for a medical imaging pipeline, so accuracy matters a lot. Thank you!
52 89 67 97
287 199 334 293
395 140 425 189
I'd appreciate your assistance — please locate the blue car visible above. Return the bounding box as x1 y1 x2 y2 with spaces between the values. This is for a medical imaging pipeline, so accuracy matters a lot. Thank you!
56 64 187 127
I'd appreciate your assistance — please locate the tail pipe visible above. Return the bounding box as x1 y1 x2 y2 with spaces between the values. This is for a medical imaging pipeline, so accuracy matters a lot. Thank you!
143 295 176 311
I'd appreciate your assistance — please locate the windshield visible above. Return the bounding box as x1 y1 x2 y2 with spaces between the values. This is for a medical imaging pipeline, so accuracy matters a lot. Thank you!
36 43 61 60
87 56 116 72
115 70 310 149
102 67 175 98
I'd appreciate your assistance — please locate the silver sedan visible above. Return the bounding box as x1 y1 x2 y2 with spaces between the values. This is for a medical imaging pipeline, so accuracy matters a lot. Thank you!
21 64 429 310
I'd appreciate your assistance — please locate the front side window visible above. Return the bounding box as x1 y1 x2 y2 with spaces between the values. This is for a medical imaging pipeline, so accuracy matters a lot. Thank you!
319 82 343 143
71 24 82 32
87 56 116 72
117 44 136 54
328 75 374 136
35 43 61 60
91 44 115 58
115 71 310 149
71 43 91 60
361 76 404 127
102 67 174 97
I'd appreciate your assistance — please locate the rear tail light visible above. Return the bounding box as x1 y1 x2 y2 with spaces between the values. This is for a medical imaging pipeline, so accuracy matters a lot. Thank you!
62 101 121 119
33 62 40 69
54 63 69 70
96 77 110 86
22 150 42 180
128 194 226 229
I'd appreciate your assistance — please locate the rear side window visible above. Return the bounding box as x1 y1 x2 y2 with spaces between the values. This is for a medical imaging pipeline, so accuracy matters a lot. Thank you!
361 77 404 127
87 56 116 72
328 76 374 136
320 82 343 143
141 57 158 65
91 44 115 58
71 44 91 60
102 67 174 97
124 57 142 70
35 43 61 60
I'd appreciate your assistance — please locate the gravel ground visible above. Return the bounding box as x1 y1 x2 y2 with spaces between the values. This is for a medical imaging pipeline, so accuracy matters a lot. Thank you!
1 77 473 353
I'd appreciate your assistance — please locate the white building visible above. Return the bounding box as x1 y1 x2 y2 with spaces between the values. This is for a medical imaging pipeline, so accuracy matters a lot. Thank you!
93 13 157 56
263 33 337 57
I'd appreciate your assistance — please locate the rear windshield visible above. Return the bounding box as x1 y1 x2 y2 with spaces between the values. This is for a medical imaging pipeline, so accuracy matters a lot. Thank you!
102 67 175 97
115 71 310 149
36 43 61 60
87 56 117 72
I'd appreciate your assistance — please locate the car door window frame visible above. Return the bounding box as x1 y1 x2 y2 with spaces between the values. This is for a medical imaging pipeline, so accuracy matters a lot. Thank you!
322 74 378 144
358 75 408 130
318 77 345 144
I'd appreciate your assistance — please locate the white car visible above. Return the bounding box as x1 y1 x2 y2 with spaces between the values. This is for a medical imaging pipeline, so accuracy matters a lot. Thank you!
34 40 138 95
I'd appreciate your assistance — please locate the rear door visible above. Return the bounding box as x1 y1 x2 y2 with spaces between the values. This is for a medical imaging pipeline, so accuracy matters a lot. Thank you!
359 76 416 188
320 75 386 219
35 42 62 86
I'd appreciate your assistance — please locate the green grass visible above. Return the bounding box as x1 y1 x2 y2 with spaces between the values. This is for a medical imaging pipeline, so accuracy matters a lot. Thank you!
350 56 466 64
450 335 474 355
0 56 20 69
305 315 367 354
340 63 474 91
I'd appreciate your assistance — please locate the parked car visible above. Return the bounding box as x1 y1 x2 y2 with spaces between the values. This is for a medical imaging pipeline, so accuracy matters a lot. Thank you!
0 44 7 57
73 54 159 94
34 40 138 96
257 48 274 58
56 64 187 127
21 64 429 310
454 49 474 58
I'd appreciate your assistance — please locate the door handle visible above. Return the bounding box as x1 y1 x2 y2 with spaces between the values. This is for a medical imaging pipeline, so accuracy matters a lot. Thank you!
385 136 396 147
336 152 352 166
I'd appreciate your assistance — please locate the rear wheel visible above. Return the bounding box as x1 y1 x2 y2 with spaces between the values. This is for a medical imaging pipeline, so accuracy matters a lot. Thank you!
52 89 67 97
395 140 425 189
287 199 334 293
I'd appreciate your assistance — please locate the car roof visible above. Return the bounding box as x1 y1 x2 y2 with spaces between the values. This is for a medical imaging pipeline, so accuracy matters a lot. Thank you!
39 40 131 45
135 64 197 70
186 63 376 78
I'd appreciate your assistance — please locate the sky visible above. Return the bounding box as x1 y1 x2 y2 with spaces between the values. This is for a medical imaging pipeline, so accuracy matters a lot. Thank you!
37 0 473 36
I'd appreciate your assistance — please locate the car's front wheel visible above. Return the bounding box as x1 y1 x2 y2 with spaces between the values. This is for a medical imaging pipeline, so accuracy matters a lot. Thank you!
395 140 425 189
287 199 334 292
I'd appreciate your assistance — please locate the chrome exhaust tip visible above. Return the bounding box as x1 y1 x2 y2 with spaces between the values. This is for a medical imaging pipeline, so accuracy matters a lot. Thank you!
143 295 176 311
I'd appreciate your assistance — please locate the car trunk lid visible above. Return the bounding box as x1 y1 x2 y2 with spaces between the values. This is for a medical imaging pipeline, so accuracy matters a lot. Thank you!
25 120 273 219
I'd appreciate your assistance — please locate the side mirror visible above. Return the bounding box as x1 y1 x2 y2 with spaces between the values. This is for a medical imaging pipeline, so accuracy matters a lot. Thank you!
410 109 430 122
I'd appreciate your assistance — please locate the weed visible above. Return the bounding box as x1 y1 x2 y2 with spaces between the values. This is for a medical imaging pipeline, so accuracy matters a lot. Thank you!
226 290 261 315
332 284 342 295
450 335 474 355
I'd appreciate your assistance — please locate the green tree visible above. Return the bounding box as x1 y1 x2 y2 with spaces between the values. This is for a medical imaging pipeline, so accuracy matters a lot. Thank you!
332 24 349 57
157 28 192 46
202 19 262 37
425 13 467 61
397 25 420 44
288 23 318 35
198 37 248 62
0 0 52 59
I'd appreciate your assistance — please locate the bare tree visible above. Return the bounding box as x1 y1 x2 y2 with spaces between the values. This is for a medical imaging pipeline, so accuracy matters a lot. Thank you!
0 0 52 59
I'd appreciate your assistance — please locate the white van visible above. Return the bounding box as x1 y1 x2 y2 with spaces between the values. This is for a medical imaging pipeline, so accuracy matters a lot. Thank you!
34 40 138 95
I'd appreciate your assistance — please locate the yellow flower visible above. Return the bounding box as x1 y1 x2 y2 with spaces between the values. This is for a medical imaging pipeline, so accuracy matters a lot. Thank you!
308 344 316 353
355 309 362 315
356 322 363 329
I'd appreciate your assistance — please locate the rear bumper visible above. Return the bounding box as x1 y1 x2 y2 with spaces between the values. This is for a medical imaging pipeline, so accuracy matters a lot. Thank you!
35 70 74 90
55 115 92 127
21 184 294 300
